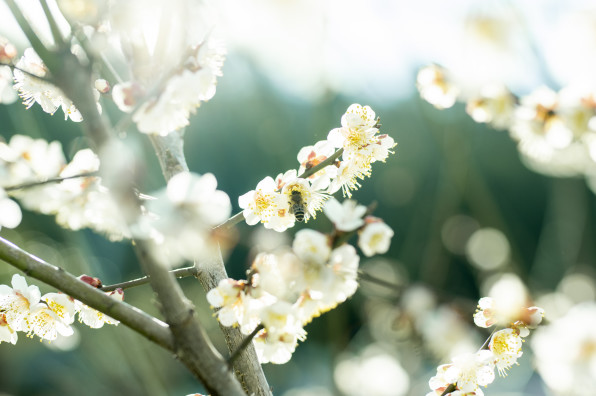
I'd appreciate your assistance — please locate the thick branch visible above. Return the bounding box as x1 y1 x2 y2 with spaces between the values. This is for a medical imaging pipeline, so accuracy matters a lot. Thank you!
0 236 174 350
150 132 272 396
134 240 245 396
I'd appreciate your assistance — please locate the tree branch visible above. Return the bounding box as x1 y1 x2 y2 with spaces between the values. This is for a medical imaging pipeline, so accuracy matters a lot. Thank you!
150 132 272 396
4 0 54 66
3 172 99 192
298 147 343 180
133 239 246 396
0 236 175 351
100 266 201 292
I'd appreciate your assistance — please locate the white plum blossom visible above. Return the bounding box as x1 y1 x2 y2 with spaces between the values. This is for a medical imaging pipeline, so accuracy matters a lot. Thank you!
75 289 123 329
358 219 394 257
0 134 66 186
280 175 329 223
143 172 231 267
0 314 18 344
42 293 77 325
292 229 331 266
0 274 41 332
466 84 516 130
442 351 496 394
323 198 366 231
0 188 22 230
324 244 359 306
489 328 523 376
253 328 300 365
23 304 74 341
238 176 293 231
417 64 460 110
207 279 249 328
473 274 543 331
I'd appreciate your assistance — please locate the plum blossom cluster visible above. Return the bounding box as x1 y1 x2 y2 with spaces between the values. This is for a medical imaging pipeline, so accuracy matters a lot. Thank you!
239 104 397 232
426 295 544 396
0 274 122 344
0 135 129 241
111 36 225 135
208 198 394 364
207 230 359 364
417 64 596 194
86 0 226 136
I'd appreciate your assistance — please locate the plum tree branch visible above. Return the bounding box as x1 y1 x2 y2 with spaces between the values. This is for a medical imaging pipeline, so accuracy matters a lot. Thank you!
100 265 201 292
149 133 273 396
0 236 175 350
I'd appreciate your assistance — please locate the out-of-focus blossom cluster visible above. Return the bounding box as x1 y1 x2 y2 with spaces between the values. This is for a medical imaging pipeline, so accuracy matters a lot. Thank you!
531 302 596 396
0 37 18 105
101 0 226 136
208 199 394 365
0 134 234 265
4 0 224 135
0 135 129 241
426 283 544 396
136 171 232 268
417 63 596 194
0 274 121 344
239 104 397 232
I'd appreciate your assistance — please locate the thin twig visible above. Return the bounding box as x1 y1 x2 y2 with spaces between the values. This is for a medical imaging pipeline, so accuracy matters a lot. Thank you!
0 236 175 350
39 0 65 48
4 0 54 68
357 270 400 292
100 266 201 292
478 327 498 351
298 147 343 179
69 24 122 85
3 172 99 192
227 324 264 369
440 383 457 396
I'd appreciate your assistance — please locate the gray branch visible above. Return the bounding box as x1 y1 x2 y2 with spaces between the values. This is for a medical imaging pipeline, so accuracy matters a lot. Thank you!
150 132 273 396
0 236 174 350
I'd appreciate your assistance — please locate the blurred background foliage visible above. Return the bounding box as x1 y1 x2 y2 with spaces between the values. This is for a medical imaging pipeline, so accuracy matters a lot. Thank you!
1 0 596 395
